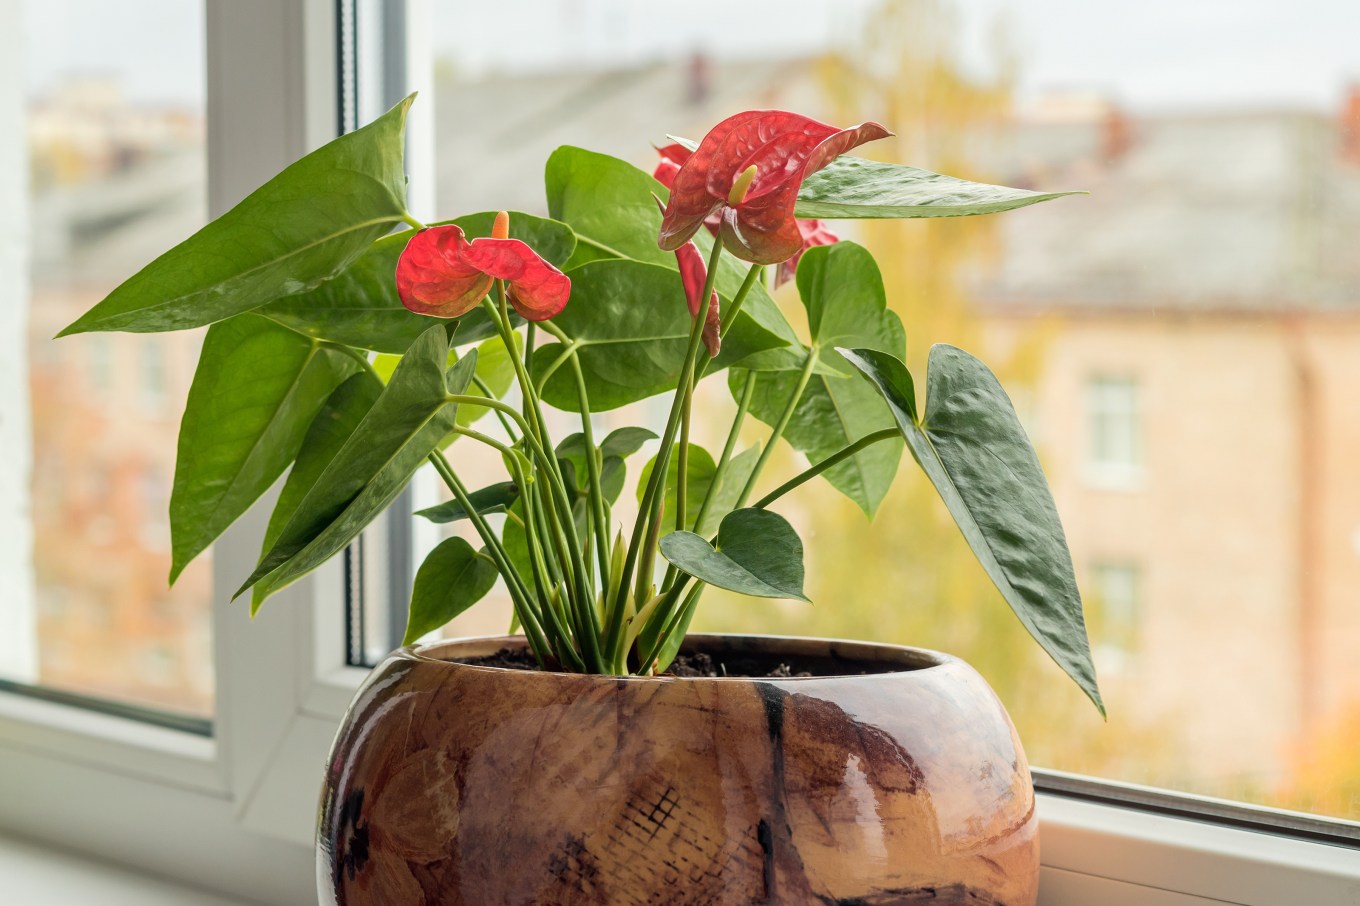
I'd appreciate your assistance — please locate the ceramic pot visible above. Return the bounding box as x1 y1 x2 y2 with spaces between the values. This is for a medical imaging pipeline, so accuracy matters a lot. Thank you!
317 634 1038 905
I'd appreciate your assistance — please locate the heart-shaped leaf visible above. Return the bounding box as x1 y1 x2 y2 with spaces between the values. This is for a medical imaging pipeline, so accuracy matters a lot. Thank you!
415 481 520 525
796 155 1082 220
260 211 574 354
531 259 787 411
169 314 359 583
61 96 414 336
402 537 498 645
659 508 808 601
736 242 904 515
839 344 1104 715
241 324 470 608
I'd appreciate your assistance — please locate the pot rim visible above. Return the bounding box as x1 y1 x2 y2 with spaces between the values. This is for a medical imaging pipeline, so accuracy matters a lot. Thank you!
400 632 959 682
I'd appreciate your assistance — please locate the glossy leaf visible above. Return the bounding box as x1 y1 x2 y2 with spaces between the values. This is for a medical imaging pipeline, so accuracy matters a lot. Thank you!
736 242 904 515
659 508 808 601
402 537 498 645
169 314 359 583
796 156 1082 220
543 146 800 360
530 259 786 411
241 325 470 607
61 96 414 336
839 344 1104 715
257 371 384 581
415 481 520 525
260 212 573 354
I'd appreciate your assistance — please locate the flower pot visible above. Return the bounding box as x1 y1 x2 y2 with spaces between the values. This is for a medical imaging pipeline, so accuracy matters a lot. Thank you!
317 634 1038 905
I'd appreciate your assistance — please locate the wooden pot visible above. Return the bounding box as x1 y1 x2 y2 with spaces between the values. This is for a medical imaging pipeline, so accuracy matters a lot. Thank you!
317 634 1038 905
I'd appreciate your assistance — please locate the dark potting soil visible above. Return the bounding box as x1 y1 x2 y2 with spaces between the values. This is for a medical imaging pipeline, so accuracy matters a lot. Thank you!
452 647 877 678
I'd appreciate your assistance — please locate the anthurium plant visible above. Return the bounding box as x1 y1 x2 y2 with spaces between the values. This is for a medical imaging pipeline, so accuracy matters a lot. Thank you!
62 97 1103 714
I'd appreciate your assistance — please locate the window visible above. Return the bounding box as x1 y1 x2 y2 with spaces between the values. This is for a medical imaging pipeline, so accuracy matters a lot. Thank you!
0 3 1355 905
1085 375 1143 487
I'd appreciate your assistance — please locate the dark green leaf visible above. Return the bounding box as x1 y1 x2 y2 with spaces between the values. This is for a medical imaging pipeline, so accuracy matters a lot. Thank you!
659 508 808 601
260 212 573 353
61 96 415 336
796 155 1083 220
415 481 520 524
737 242 904 515
637 444 717 533
169 314 359 582
839 344 1104 715
600 427 657 459
241 324 471 607
258 371 384 572
544 145 800 362
402 537 498 645
531 259 786 411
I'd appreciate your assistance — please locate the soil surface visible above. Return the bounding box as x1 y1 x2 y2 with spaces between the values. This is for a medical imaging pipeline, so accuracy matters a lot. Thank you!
452 647 878 678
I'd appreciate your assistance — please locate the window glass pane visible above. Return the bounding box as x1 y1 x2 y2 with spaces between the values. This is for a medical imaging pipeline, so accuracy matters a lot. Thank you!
1 1 211 719
406 0 1360 824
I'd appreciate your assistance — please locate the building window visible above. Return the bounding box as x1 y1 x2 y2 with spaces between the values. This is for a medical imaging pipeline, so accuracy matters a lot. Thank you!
1085 375 1142 488
1090 561 1140 666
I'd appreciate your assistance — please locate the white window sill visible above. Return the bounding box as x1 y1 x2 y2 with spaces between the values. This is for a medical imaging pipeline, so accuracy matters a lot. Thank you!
0 833 258 906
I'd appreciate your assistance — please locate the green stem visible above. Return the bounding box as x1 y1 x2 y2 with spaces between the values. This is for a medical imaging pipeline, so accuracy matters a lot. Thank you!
401 213 427 231
638 583 704 675
606 237 725 659
483 289 602 671
735 347 819 508
539 322 612 590
695 263 762 383
470 374 518 440
427 451 560 665
750 428 900 511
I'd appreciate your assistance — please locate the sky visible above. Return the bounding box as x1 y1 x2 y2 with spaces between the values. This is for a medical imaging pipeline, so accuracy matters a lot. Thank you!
20 0 1360 113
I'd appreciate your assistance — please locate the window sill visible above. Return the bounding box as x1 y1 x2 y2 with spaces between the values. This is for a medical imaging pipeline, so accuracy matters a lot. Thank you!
0 832 257 906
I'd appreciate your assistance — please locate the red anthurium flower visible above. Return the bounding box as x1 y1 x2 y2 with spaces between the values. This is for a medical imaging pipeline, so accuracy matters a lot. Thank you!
396 212 570 321
775 219 839 288
657 111 891 265
653 143 720 238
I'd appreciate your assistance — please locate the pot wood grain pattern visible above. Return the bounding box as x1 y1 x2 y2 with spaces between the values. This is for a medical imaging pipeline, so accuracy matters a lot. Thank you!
317 635 1038 905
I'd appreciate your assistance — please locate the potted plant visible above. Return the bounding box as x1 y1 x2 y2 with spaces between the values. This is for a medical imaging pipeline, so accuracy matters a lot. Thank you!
62 97 1102 905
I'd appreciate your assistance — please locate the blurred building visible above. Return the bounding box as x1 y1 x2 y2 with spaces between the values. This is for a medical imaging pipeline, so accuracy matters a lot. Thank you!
23 76 212 715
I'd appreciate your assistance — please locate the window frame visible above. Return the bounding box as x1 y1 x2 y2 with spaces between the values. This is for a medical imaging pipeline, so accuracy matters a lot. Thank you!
0 2 1355 903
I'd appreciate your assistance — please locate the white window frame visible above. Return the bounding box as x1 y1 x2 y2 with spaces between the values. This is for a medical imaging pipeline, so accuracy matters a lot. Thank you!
0 2 1354 903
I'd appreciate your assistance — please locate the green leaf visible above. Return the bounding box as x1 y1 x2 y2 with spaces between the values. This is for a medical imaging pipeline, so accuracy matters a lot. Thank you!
659 508 808 601
543 145 800 362
259 211 573 354
531 259 786 411
402 537 498 645
839 344 1104 715
737 242 904 515
60 96 415 336
795 155 1083 220
168 314 359 583
555 427 656 490
241 324 470 608
637 444 717 533
258 371 384 569
415 481 520 524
